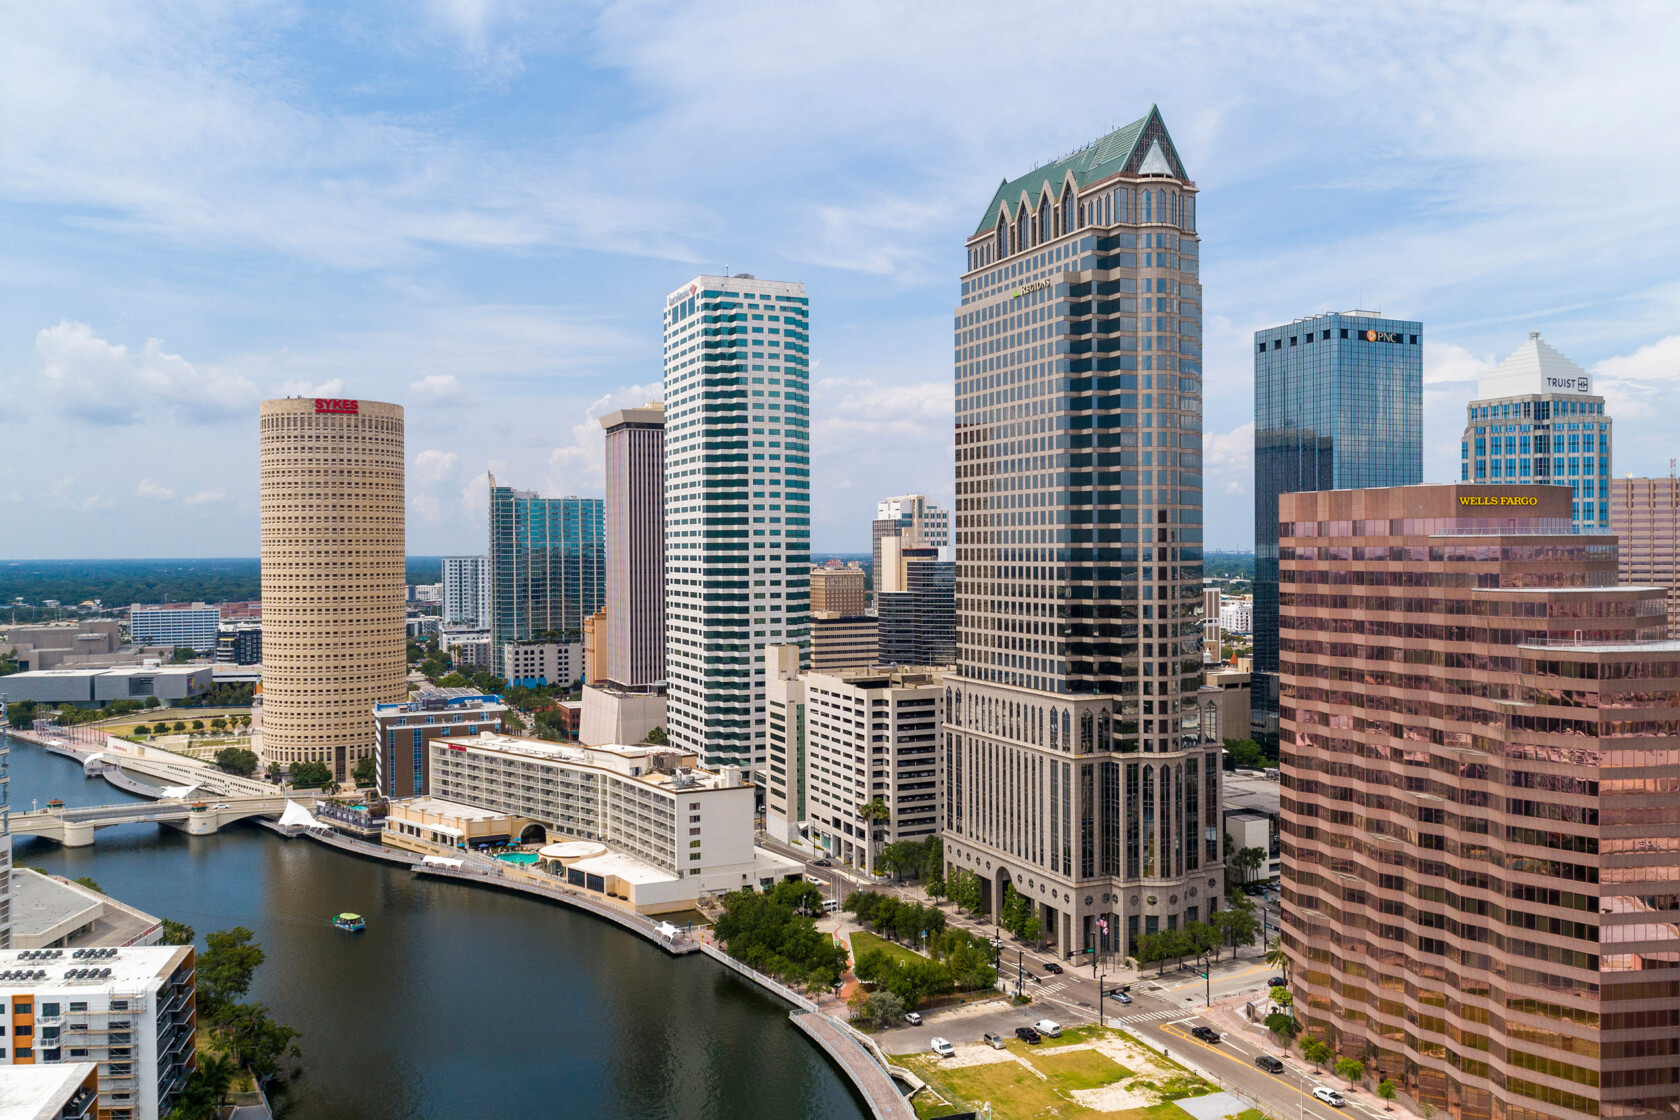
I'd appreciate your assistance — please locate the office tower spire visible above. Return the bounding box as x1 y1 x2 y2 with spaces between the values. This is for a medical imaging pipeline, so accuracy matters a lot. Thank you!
1461 331 1610 531
663 276 811 772
943 107 1222 960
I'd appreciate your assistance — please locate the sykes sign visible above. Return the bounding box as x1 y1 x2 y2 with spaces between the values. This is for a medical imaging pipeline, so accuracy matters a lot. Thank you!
315 398 359 415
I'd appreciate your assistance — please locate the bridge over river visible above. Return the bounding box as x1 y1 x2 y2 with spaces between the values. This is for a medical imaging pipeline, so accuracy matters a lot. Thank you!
10 794 322 846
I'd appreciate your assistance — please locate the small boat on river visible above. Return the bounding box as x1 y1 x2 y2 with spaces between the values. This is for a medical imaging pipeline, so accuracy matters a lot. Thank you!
332 913 366 933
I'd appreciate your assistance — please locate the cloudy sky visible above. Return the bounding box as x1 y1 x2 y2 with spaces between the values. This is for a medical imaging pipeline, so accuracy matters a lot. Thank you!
2 1 1677 558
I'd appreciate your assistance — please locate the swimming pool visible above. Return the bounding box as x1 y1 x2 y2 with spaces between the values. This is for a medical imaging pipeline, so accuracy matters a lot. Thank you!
496 852 540 866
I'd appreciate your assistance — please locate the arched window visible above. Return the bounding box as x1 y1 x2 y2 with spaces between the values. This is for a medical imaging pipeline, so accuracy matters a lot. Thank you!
1037 197 1050 245
1015 204 1029 255
995 210 1008 259
1204 701 1218 742
1097 710 1110 751
1063 709 1071 747
1080 711 1094 753
1061 185 1074 235
1049 708 1059 749
1142 189 1152 223
1157 189 1167 222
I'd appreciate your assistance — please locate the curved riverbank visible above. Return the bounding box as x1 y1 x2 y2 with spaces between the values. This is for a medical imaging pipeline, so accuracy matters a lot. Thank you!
5 736 871 1120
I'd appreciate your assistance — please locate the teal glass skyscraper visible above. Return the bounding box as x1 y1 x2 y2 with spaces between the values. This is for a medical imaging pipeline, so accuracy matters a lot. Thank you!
1253 313 1422 730
487 477 605 677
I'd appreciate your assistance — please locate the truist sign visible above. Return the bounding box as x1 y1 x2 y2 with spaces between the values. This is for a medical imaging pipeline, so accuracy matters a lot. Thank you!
315 398 359 415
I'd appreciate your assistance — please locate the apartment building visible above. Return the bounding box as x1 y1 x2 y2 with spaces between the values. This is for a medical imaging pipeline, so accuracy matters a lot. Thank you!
810 565 866 616
601 404 666 688
810 613 877 671
441 556 491 628
0 945 197 1120
804 666 942 872
1278 483 1680 1120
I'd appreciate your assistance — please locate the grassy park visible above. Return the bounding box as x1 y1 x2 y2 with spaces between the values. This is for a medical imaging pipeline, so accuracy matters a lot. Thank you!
895 1026 1217 1120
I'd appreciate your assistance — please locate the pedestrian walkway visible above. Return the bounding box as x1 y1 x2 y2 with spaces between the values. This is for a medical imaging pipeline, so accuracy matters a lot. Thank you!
1115 1007 1185 1024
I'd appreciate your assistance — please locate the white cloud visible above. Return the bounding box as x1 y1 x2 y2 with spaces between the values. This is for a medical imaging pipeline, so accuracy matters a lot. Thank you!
31 321 259 425
275 377 345 398
414 449 460 483
543 383 663 497
1593 333 1680 384
137 479 174 500
1424 341 1493 387
408 374 465 404
184 488 226 506
411 493 445 526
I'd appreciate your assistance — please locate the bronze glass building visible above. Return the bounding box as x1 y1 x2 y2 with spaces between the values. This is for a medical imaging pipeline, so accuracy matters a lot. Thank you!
1279 483 1680 1120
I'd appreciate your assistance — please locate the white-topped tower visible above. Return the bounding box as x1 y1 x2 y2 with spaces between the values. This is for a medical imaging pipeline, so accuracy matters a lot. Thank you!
662 275 811 773
1461 331 1611 532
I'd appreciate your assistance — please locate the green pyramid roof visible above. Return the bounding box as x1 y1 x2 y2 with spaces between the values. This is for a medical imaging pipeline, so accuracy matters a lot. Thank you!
971 105 1187 238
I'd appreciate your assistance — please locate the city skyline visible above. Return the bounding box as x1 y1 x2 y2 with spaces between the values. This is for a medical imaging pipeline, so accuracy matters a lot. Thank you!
2 7 1678 558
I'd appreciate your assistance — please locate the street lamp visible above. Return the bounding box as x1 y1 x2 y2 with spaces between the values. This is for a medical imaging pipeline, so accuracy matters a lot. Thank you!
1098 972 1106 1028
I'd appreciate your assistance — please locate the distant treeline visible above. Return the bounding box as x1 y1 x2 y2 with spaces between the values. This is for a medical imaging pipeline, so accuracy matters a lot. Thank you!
0 557 448 610
1203 552 1254 581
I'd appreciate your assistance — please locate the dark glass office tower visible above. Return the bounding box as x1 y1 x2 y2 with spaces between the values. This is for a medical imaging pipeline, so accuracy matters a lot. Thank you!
877 549 955 666
488 477 606 677
1252 314 1422 733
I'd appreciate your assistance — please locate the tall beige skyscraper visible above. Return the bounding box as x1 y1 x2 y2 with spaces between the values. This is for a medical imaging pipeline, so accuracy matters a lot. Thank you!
601 403 665 686
259 396 407 781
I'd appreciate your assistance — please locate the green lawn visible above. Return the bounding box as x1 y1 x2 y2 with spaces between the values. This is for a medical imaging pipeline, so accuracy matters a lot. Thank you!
1035 1047 1133 1089
851 929 929 968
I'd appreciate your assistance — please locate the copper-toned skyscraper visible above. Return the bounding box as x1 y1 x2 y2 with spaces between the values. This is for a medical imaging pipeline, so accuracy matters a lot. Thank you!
601 403 665 687
259 397 406 781
1279 483 1680 1120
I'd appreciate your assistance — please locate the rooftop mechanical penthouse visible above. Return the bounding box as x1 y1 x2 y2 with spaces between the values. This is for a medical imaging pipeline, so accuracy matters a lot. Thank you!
1277 483 1680 1120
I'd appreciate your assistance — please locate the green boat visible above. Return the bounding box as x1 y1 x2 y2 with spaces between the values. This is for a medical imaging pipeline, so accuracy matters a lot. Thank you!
332 913 366 933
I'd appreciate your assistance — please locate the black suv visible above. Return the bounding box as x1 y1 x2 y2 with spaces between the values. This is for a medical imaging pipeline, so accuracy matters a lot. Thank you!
1255 1054 1285 1074
1014 1026 1041 1044
1191 1026 1222 1043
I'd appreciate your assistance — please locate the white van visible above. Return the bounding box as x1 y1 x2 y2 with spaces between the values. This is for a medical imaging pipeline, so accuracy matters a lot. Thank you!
930 1037 955 1058
822 898 840 913
1033 1019 1062 1038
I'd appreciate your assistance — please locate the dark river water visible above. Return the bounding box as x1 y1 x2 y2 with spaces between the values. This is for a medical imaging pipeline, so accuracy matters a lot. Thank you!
5 736 868 1120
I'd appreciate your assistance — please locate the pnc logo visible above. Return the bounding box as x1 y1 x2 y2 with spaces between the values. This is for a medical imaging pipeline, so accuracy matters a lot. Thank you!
314 398 359 415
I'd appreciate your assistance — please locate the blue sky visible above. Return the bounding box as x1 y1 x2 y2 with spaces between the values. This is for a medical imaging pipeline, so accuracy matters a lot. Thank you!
3 1 1678 558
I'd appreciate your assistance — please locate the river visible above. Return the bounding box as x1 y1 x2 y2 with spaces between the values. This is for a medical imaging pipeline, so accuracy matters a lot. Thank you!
4 736 870 1120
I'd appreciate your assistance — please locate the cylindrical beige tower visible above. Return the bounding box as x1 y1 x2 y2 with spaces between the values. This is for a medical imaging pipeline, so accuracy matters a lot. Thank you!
259 397 406 782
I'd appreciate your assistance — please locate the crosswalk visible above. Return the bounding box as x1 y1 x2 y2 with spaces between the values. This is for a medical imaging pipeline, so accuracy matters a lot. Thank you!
1114 1007 1182 1024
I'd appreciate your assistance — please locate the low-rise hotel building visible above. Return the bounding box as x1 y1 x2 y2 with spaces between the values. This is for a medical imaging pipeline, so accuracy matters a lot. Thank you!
0 945 196 1120
426 734 756 904
372 690 507 799
1279 483 1680 1120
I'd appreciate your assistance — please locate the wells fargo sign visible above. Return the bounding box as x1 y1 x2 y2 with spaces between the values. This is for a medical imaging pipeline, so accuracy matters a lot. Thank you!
1458 495 1538 507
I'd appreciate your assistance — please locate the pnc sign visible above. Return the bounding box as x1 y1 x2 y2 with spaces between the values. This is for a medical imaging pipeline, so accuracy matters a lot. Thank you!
1363 329 1405 344
314 398 359 415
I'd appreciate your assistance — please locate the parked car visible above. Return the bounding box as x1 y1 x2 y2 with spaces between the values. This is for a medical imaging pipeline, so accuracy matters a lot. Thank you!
1033 1019 1062 1038
1254 1054 1285 1074
1313 1088 1347 1108
930 1037 955 1058
1191 1025 1222 1043
811 858 831 868
1014 1026 1041 1044
1268 976 1288 987
1043 962 1064 974
983 1032 1007 1050
904 1012 923 1026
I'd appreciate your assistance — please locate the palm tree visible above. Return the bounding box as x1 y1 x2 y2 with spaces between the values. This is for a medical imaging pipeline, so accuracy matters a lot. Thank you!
198 1054 237 1106
856 798 891 875
1266 934 1290 981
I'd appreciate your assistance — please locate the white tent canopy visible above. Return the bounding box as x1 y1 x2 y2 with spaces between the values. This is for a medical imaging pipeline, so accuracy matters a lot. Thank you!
278 801 318 829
